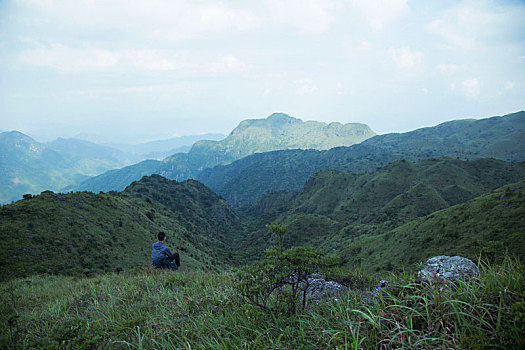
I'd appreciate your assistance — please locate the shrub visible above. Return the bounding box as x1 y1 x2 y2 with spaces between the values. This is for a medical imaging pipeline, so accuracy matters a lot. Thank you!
236 224 337 314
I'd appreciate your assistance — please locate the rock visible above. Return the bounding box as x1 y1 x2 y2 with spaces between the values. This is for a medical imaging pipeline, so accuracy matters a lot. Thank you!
418 255 479 284
363 280 391 304
305 276 348 303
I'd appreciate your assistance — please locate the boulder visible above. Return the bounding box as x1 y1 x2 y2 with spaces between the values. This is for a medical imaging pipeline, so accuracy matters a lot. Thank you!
304 274 348 303
418 255 479 284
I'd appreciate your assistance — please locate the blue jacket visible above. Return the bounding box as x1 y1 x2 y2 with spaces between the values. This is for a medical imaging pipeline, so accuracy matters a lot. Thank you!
151 241 180 267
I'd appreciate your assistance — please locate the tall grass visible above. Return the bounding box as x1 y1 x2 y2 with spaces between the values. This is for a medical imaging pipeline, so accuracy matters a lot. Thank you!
1 257 523 349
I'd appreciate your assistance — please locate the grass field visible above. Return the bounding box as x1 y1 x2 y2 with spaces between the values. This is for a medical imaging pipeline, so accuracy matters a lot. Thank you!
1 255 523 349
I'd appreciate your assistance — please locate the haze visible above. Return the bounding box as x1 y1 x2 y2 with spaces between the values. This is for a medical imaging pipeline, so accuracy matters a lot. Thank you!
1 0 524 143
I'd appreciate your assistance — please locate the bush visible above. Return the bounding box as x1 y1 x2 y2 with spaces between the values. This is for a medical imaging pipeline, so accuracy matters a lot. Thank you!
236 224 337 314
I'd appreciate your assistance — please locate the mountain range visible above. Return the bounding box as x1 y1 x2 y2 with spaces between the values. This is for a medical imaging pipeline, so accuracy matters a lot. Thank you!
0 132 225 204
198 111 525 207
69 113 375 193
2 156 524 280
1 110 525 281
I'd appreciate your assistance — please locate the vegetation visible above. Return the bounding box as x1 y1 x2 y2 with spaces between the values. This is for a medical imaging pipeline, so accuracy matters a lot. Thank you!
71 113 375 193
1 255 522 349
279 180 525 274
0 175 242 281
236 223 337 315
1 111 525 347
199 111 525 207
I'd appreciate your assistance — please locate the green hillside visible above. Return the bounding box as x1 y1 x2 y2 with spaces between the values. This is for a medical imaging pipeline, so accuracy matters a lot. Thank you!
71 113 375 192
329 180 525 273
289 158 525 223
256 180 525 274
234 158 525 265
0 175 242 281
199 111 525 207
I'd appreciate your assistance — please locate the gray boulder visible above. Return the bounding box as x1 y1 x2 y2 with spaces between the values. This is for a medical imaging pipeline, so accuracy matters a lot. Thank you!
418 255 479 284
304 274 348 303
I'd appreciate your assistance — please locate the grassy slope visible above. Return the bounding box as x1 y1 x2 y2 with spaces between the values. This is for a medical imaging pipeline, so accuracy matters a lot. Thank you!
317 180 525 273
0 176 242 281
236 158 525 267
1 257 523 349
291 158 525 223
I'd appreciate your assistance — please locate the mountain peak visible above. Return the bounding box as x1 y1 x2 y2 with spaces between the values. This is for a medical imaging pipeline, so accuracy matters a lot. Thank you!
266 113 300 124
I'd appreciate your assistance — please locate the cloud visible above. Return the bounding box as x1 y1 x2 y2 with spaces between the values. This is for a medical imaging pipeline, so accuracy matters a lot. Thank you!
436 63 467 74
294 79 319 95
266 0 339 34
389 47 423 69
17 44 251 74
351 0 409 30
504 81 516 90
461 78 480 98
16 0 258 41
428 1 525 49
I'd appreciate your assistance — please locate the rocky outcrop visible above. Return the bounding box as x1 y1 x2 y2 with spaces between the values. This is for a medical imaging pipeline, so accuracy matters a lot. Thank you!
304 274 348 303
418 255 480 284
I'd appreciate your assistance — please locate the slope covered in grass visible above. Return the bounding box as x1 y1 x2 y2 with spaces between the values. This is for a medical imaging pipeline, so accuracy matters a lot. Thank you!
309 180 525 273
1 257 522 349
290 158 525 223
0 175 243 281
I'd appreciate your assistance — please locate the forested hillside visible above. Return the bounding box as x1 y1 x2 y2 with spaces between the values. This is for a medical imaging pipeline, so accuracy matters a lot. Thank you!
0 175 242 281
199 111 525 206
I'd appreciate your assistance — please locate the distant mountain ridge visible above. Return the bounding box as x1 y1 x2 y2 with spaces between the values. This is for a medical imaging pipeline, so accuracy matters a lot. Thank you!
106 133 226 160
0 131 227 204
70 113 376 192
198 111 525 206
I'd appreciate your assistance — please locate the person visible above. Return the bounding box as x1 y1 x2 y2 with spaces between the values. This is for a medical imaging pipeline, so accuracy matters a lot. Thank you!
151 231 180 271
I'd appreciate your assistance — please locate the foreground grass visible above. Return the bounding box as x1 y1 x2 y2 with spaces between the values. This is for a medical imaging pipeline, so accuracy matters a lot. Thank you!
1 258 524 349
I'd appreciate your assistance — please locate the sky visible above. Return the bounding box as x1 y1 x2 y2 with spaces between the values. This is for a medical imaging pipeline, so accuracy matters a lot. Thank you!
0 0 524 144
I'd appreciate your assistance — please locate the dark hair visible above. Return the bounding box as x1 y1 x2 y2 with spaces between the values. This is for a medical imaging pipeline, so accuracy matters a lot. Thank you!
158 232 166 241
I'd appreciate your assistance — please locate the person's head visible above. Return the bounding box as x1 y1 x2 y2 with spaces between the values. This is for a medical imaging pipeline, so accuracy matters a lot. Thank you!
157 231 166 242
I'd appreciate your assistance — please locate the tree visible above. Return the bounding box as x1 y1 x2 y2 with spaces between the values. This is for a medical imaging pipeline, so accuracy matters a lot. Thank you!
236 224 337 314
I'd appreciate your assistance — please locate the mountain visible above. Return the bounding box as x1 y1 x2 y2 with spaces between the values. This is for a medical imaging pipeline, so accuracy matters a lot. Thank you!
63 160 162 193
198 111 525 207
71 113 375 192
0 132 152 203
106 133 226 160
47 137 142 172
236 159 525 269
2 158 524 281
0 175 242 281
329 179 525 273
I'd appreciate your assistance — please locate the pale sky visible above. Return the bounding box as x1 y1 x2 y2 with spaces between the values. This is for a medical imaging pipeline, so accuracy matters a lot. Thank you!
1 0 524 143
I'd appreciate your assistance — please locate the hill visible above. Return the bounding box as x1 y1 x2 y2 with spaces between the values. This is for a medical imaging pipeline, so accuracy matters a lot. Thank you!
234 158 525 265
0 175 242 281
329 179 525 273
288 158 525 223
70 113 375 192
198 111 525 207
0 132 140 203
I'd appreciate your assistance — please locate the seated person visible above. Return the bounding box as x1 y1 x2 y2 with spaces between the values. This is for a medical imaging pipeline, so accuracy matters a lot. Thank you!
151 231 180 271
